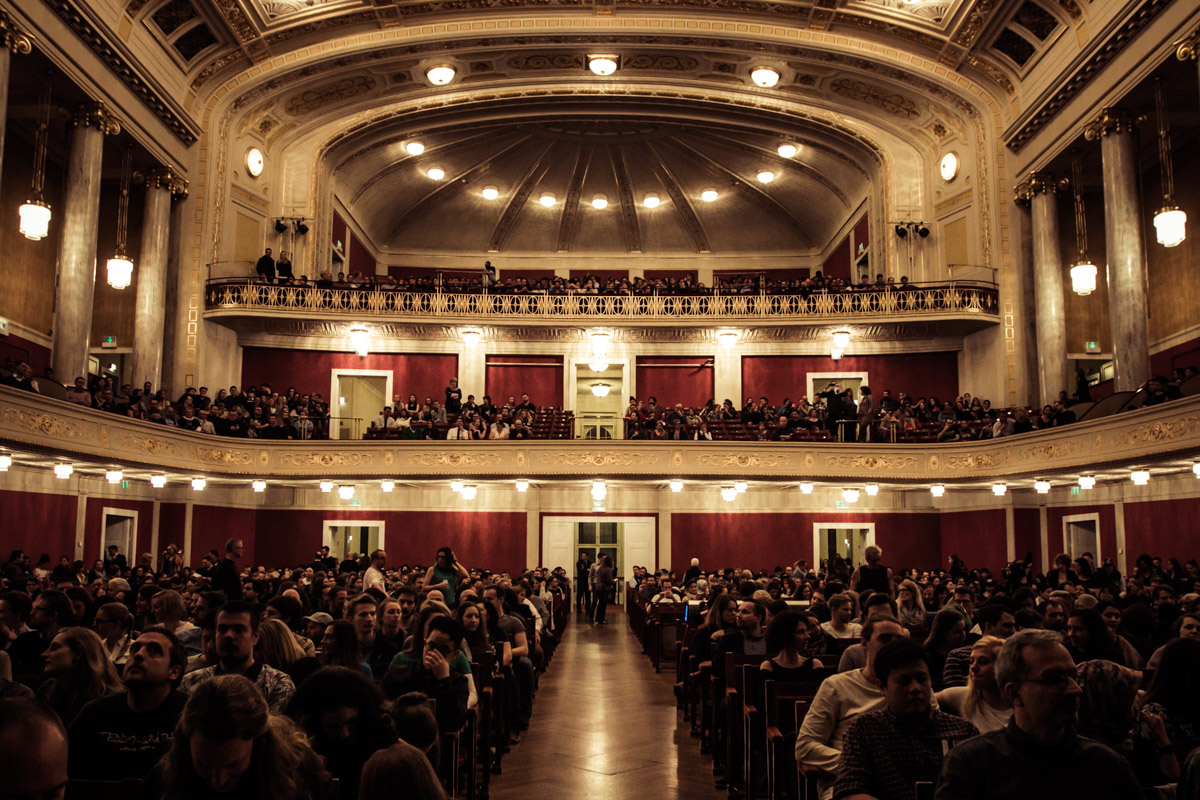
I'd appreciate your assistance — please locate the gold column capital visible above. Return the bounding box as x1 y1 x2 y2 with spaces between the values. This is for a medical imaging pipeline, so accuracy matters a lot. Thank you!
1176 28 1200 61
1083 108 1138 140
146 166 189 199
1013 172 1065 205
0 10 32 55
71 103 121 135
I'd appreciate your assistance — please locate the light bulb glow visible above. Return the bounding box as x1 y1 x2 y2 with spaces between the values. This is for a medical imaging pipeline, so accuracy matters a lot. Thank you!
734 481 748 494
756 170 775 184
1079 475 1096 490
460 485 477 500
381 480 395 492
349 327 371 358
481 185 499 200
701 189 718 202
832 330 851 350
427 167 445 180
191 477 206 491
587 361 609 372
590 331 610 358
461 329 481 347
931 484 946 497
590 383 611 398
992 483 1007 496
1034 480 1051 494
539 193 556 207
450 480 464 493
515 480 529 493
106 256 133 290
0 454 10 471
843 488 860 504
799 482 814 495
425 65 456 86
587 55 618 76
643 193 661 208
106 470 123 484
404 141 425 156
865 483 879 497
777 143 798 158
1193 463 1200 478
830 348 844 360
750 66 781 88
721 486 738 502
19 200 51 240
719 331 738 349
1131 470 1150 486
1154 207 1187 247
669 480 683 492
54 464 73 479
591 481 607 500
338 485 355 500
592 194 608 209
252 480 267 492
1070 261 1097 296
320 481 334 493
150 475 167 488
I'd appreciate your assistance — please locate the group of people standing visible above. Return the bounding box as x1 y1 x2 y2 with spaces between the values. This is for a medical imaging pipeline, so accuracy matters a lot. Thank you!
574 553 616 624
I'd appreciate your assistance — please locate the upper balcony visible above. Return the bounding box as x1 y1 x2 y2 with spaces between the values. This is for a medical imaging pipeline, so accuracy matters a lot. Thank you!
203 279 1001 330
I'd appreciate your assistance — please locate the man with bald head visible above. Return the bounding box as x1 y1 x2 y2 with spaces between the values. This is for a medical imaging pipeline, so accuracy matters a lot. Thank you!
0 697 68 799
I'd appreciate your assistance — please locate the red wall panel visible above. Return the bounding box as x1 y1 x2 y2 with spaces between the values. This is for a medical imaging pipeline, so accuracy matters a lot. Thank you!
1046 504 1117 565
190 505 257 569
740 353 960 405
348 229 375 276
853 214 869 257
1012 508 1041 571
240 348 458 407
0 489 77 562
159 503 187 555
643 270 699 281
636 356 714 409
939 510 1007 575
83 497 155 566
500 269 556 283
1122 498 1200 565
569 270 628 280
1150 336 1200 378
822 233 852 280
485 355 563 408
0 333 52 377
332 211 347 252
669 512 941 576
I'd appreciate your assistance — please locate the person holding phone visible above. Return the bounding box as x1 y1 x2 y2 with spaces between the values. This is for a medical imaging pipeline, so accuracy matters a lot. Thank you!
424 547 469 607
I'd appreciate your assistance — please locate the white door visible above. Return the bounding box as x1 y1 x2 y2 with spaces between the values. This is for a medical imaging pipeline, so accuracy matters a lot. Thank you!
812 523 876 569
623 518 656 576
542 518 575 574
323 521 386 561
101 510 136 563
1063 514 1100 561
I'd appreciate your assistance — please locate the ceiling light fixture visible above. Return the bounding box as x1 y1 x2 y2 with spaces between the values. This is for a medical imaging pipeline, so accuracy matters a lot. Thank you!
150 475 167 488
756 170 775 184
592 194 608 210
992 483 1007 496
719 331 738 349
587 54 619 76
460 485 477 500
591 382 611 398
425 65 456 86
539 193 556 207
105 470 123 484
750 66 781 88
338 485 355 500
461 329 481 347
381 480 395 492
1034 479 1051 494
252 480 267 492
669 480 683 492
832 330 851 350
734 481 748 494
830 348 844 361
450 480 464 493
843 488 860 504
516 480 529 493
349 326 371 358
587 361 609 372
1193 463 1200 478
591 481 607 500
1068 153 1098 296
320 481 334 493
481 185 499 200
404 141 425 156
54 464 73 479
427 167 445 180
0 454 11 471
701 189 718 202
1153 78 1187 247
590 331 611 358
643 193 660 208
931 484 946 498
865 483 879 497
721 486 738 502
799 482 814 495
777 143 798 158
191 477 206 491
1131 470 1150 486
19 83 52 240
1078 475 1096 490
106 146 135 290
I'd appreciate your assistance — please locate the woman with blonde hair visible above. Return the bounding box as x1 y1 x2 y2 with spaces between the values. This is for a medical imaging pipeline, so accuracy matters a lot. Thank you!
256 618 319 684
159 675 332 800
935 635 1012 733
896 579 927 629
37 626 122 725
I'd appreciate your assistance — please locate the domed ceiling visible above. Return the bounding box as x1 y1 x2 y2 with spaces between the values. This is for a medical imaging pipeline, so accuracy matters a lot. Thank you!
331 109 872 259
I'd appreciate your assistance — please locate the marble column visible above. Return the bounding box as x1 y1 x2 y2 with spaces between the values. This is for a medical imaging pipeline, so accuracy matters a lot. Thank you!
51 105 119 384
0 13 32 191
131 169 182 390
1086 110 1149 391
1022 173 1069 405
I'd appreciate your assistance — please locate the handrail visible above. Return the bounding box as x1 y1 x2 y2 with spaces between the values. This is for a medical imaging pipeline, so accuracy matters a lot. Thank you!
203 280 1000 321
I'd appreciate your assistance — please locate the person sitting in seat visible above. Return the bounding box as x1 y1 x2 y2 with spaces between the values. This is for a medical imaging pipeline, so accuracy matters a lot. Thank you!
381 615 469 735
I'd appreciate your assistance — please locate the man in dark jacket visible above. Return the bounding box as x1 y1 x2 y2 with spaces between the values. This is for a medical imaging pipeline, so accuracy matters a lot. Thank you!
381 616 469 733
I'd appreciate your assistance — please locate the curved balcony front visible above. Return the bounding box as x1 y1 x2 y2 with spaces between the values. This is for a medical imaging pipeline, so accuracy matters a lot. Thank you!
203 280 1000 329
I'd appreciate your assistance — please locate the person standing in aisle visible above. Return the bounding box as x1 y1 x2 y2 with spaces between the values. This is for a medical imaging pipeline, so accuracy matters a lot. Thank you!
575 552 592 614
593 555 615 625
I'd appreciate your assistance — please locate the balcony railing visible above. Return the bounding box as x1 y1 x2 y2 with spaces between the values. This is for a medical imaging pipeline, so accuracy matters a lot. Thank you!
204 280 1000 322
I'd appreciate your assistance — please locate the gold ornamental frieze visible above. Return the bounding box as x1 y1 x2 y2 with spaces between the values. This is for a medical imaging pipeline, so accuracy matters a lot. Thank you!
0 407 91 441
277 451 375 468
542 451 654 467
821 454 919 471
1011 439 1086 464
697 453 791 469
114 431 188 458
1109 416 1200 448
406 452 503 467
195 447 255 466
938 452 1007 471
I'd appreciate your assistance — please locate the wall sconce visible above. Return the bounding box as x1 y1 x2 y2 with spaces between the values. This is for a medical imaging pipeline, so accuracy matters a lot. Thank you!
349 327 371 357
461 329 482 347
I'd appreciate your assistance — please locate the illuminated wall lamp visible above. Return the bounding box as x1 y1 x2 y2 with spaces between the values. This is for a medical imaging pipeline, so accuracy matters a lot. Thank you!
338 485 355 500
252 480 267 492
349 327 371 358
320 481 335 493
191 478 206 491
1153 79 1187 248
515 480 529 493
669 480 683 492
590 382 611 398
587 54 618 76
150 475 167 488
460 485 477 500
591 481 607 500
54 464 73 479
450 480 464 493
381 480 395 493
1130 470 1150 486
1193 463 1200 479
0 454 11 471
1034 480 1051 494
461 329 482 347
930 484 946 498
799 482 814 495
734 481 748 494
864 483 879 497
1078 475 1096 490
721 486 738 502
719 331 738 349
992 483 1007 496
105 470 123 484
832 331 851 350
842 488 860 504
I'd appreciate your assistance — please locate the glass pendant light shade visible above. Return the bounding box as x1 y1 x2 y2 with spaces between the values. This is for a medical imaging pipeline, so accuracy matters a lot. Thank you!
1069 261 1097 296
1154 207 1187 247
19 200 52 240
107 255 133 290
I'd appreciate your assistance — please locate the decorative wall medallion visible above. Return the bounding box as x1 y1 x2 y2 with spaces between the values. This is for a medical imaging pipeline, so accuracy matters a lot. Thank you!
1110 416 1200 448
515 451 526 468
407 452 502 466
196 447 255 465
279 451 375 467
116 432 186 458
944 453 1001 470
698 453 790 468
928 455 939 469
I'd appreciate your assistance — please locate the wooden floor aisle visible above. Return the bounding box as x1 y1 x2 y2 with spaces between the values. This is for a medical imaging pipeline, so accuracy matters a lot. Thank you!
489 610 726 800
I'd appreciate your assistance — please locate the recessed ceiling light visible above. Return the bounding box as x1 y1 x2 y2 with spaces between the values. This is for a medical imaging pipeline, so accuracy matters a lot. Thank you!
777 143 798 158
404 141 425 156
701 189 718 202
587 54 618 76
481 185 499 200
592 194 608 209
643 193 660 208
427 167 445 180
750 67 781 88
425 65 456 86
539 193 556 207
757 170 775 183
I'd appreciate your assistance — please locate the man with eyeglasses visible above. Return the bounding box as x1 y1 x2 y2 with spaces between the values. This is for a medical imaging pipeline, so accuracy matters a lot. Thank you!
935 629 1141 799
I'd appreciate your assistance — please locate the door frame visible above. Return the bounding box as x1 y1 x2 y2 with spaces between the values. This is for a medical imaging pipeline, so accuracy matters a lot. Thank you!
330 369 394 440
811 522 876 569
100 507 139 563
322 520 387 560
1061 512 1101 562
806 371 870 403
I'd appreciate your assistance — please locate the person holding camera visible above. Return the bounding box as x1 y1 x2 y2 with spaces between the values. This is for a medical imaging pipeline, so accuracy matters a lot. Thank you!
424 547 469 607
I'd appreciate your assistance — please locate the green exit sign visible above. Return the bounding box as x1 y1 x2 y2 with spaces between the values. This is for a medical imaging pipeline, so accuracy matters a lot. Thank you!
1086 341 1100 352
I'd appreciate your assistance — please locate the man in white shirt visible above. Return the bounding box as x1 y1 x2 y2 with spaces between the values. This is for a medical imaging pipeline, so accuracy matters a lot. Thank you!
489 418 510 439
446 418 470 439
363 549 387 594
651 579 683 604
374 407 397 429
821 593 863 639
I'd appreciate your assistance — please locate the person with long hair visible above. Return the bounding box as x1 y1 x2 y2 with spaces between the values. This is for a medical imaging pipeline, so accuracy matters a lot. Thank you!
692 593 738 664
896 579 927 629
320 620 371 677
922 609 967 691
1147 612 1200 671
1067 607 1127 665
761 610 824 679
359 740 447 800
37 626 122 725
1125 637 1200 788
158 675 332 800
256 618 320 685
286 667 395 800
935 635 1011 733
455 600 492 662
